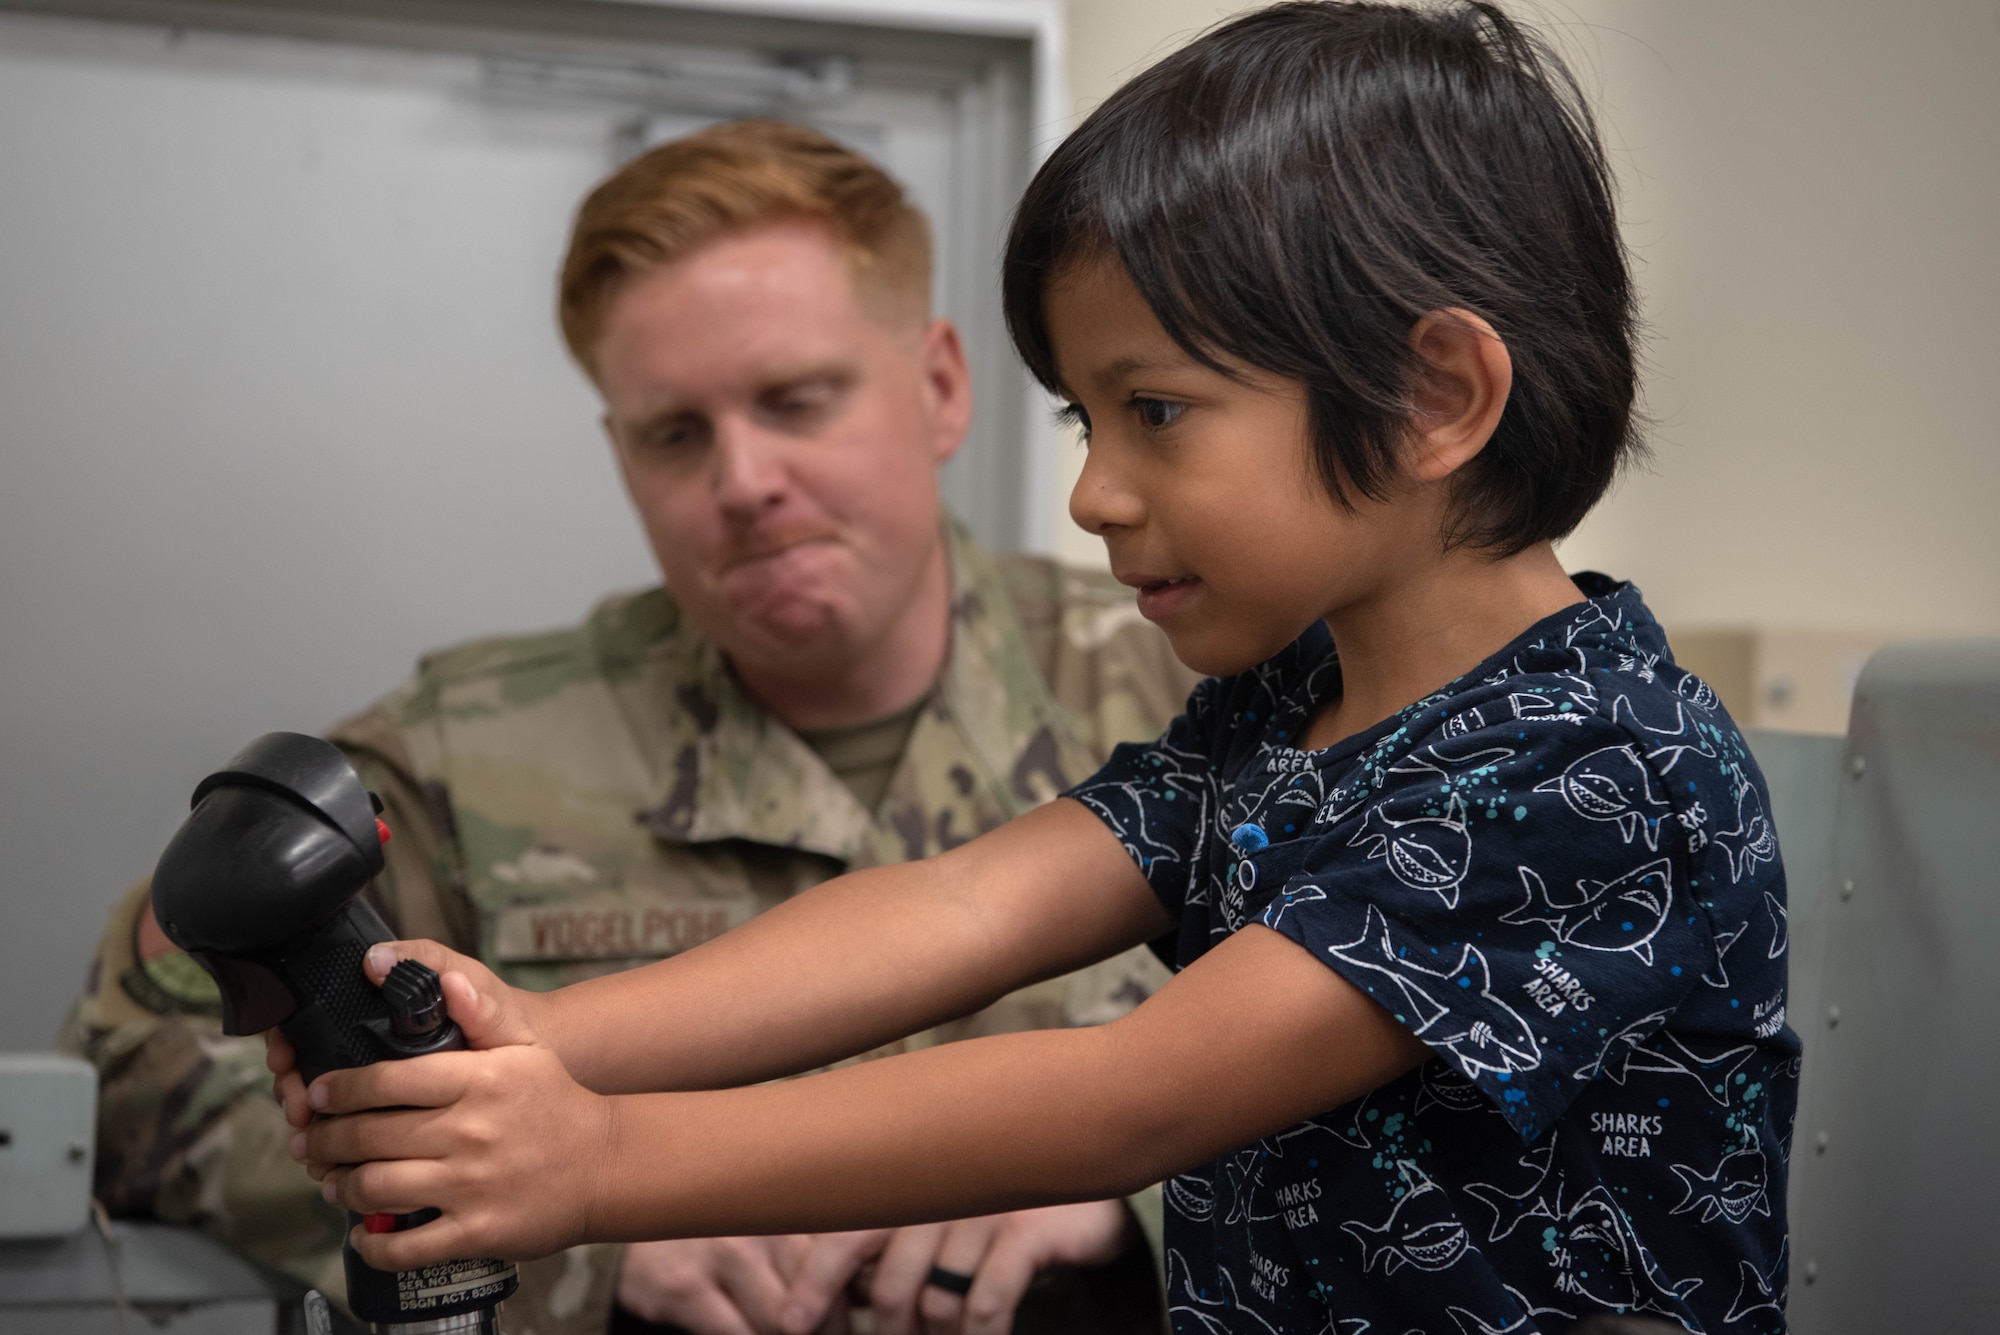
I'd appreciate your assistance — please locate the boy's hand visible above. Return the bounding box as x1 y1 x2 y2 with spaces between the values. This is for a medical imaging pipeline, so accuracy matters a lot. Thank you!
288 972 612 1267
265 940 539 1130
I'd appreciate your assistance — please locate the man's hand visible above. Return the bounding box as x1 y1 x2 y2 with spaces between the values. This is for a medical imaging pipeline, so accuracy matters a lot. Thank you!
782 1203 1136 1335
266 939 538 1131
618 1236 856 1335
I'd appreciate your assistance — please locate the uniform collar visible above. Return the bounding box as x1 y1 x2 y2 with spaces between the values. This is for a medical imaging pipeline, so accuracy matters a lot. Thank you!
634 521 1095 865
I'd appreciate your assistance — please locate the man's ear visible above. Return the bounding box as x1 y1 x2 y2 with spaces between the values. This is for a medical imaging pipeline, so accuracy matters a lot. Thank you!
1405 310 1512 483
919 317 974 464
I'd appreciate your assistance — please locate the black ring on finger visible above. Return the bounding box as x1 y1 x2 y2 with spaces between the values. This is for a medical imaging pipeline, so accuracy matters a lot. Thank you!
924 1265 975 1297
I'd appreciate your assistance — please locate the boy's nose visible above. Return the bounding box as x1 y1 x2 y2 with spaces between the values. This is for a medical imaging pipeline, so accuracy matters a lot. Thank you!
1068 446 1145 536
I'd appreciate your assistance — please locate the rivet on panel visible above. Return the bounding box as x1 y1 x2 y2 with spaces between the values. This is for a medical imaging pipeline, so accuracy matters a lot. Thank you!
1815 1130 1830 1154
1827 1005 1841 1028
1850 755 1866 778
1840 878 1855 901
1805 1261 1819 1284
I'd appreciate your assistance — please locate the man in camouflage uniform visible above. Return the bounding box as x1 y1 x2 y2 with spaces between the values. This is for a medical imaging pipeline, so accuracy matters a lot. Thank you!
61 120 1196 1335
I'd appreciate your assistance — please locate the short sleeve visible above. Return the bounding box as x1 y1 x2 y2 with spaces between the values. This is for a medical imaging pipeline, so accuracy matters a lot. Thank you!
1067 678 1226 920
1260 714 1715 1142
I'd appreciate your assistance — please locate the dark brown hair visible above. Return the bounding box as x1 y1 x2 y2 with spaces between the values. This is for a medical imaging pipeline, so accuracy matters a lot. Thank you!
1003 1 1642 554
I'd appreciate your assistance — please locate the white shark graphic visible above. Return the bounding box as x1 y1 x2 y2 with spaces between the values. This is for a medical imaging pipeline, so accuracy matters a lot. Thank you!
1399 735 1523 770
1557 1186 1703 1321
1165 1171 1215 1222
1447 1282 1580 1335
1264 882 1328 932
1341 1163 1473 1275
1702 920 1748 989
1164 1251 1281 1335
1609 693 1720 773
1724 1239 1787 1325
1535 745 1672 849
1570 1009 1675 1084
1262 1112 1371 1156
1598 1031 1760 1108
1414 1062 1492 1118
1501 859 1674 965
1716 768 1779 884
1762 890 1789 960
1676 672 1720 713
1221 1149 1266 1226
1348 793 1474 908
1326 905 1543 1079
1508 691 1591 727
1670 1144 1772 1226
1564 600 1624 646
1075 779 1193 874
1446 1307 1536 1334
1462 1135 1565 1243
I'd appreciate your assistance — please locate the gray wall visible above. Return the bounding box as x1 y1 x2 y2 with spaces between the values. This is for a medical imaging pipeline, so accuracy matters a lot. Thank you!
0 5 1030 1049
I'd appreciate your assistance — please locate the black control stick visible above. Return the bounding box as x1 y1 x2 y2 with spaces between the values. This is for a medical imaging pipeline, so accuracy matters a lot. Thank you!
152 732 518 1334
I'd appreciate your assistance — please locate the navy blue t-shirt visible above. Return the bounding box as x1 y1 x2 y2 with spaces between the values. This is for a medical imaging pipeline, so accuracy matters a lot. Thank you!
1069 577 1797 1334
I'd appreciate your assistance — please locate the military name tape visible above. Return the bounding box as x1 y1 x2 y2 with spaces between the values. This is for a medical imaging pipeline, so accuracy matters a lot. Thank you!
492 898 756 961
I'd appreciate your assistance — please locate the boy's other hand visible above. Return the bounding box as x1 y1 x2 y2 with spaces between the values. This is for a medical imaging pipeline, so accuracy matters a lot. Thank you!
264 939 542 1129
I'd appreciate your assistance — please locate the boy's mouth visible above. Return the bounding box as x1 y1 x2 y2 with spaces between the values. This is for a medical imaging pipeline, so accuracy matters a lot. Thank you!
1127 573 1202 619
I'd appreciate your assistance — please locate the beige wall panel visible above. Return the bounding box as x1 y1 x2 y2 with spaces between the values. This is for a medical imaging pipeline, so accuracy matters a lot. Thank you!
1054 0 2000 644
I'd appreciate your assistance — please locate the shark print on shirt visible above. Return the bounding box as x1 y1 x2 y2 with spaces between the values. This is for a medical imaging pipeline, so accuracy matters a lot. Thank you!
1069 575 1797 1333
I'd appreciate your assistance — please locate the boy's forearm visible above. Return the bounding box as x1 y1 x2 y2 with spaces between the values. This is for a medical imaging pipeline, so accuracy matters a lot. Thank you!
580 926 1429 1242
535 800 1168 1095
588 1025 1163 1240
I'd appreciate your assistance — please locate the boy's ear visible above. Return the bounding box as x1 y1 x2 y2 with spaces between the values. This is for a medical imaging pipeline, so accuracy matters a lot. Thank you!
1405 310 1512 483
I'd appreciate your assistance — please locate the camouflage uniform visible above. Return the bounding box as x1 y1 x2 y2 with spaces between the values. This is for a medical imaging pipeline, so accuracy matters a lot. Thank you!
60 522 1197 1335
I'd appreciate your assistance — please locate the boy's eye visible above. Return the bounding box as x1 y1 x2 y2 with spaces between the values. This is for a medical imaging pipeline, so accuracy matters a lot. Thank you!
1132 396 1185 430
1055 401 1093 440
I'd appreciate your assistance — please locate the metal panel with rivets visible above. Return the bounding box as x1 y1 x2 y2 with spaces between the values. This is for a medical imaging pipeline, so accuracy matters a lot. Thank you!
1779 641 2000 1333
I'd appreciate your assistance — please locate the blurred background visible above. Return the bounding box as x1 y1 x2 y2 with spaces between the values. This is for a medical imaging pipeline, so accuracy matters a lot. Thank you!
0 0 1994 1050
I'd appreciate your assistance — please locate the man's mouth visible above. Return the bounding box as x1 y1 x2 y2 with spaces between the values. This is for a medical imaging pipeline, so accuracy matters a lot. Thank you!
1127 574 1198 595
716 531 837 575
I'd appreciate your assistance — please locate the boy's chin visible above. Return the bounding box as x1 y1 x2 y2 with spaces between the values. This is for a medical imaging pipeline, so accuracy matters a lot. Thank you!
1163 622 1296 679
1160 611 1328 679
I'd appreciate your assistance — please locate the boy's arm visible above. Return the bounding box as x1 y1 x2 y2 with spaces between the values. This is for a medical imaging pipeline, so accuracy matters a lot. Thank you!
298 802 1428 1269
519 798 1177 1095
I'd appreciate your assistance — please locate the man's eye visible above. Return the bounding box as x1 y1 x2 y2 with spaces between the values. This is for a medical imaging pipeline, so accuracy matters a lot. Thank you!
635 418 708 456
765 381 842 421
1054 402 1092 440
1132 397 1184 430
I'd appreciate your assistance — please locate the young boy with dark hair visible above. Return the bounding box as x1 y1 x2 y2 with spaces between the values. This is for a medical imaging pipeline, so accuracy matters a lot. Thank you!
281 4 1796 1331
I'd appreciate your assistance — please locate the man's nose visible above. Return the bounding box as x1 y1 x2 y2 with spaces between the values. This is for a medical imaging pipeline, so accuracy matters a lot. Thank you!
711 421 788 517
